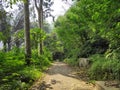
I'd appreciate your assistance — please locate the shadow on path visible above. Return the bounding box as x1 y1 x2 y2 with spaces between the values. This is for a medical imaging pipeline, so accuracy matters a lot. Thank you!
30 62 94 90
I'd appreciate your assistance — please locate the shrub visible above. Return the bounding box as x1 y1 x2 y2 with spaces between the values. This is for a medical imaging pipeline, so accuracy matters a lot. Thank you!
31 48 52 70
88 54 120 80
19 66 42 82
0 51 5 62
64 58 78 66
0 47 52 90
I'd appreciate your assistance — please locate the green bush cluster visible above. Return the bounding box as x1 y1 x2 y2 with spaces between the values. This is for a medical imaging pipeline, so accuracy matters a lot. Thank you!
0 47 52 90
88 54 120 80
31 49 52 69
64 58 78 66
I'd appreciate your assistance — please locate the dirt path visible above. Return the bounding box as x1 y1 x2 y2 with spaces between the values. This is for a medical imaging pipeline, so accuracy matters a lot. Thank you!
30 62 96 90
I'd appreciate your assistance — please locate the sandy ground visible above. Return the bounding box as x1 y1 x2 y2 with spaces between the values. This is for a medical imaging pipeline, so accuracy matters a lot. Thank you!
30 62 96 90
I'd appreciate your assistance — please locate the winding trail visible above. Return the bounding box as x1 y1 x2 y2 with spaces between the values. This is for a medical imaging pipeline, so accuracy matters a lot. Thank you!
30 62 96 90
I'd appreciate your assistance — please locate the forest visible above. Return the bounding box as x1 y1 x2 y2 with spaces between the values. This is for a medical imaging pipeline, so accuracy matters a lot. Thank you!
0 0 120 90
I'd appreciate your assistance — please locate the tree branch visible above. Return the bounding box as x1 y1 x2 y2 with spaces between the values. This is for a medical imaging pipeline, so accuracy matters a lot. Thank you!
34 0 39 10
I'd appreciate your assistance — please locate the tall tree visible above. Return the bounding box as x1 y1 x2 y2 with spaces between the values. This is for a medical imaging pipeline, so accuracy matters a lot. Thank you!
24 0 31 65
12 7 24 48
35 0 43 55
34 0 53 55
0 2 11 51
55 0 120 58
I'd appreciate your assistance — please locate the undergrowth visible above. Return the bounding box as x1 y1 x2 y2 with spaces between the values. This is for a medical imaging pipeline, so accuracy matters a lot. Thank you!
0 47 52 90
88 54 120 80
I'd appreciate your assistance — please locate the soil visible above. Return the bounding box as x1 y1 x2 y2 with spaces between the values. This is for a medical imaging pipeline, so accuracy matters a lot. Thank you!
29 62 96 90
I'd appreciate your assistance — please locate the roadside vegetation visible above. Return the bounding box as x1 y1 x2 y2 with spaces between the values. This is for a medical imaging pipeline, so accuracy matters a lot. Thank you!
55 0 120 81
0 46 52 90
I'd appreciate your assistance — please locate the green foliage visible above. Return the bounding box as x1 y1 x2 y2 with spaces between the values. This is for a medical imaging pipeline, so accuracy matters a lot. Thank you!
54 1 120 82
30 28 46 49
88 54 120 80
19 66 42 81
55 0 120 81
31 48 52 70
0 32 4 41
14 30 24 40
105 47 120 60
0 6 11 51
30 28 46 42
0 51 5 61
64 58 78 66
38 55 51 70
43 48 52 61
55 0 120 60
44 32 63 53
0 46 52 90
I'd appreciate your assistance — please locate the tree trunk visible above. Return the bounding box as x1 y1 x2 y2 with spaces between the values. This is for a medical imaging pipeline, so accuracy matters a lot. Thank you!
24 0 31 65
35 0 43 55
7 37 11 51
3 42 7 52
38 11 43 55
38 8 43 55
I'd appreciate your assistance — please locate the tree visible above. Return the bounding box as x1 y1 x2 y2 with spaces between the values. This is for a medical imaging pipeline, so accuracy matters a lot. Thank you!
24 0 31 65
43 21 52 33
0 2 11 51
55 0 120 58
12 6 24 48
34 0 43 55
34 0 53 55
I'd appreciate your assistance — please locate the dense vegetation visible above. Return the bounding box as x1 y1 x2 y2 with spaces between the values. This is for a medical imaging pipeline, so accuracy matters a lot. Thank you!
0 0 120 89
55 0 120 80
0 0 56 89
0 29 54 90
0 27 58 89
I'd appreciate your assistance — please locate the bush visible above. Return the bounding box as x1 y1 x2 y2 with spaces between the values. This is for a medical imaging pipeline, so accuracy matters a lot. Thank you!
88 54 120 80
64 58 78 66
105 48 120 59
0 51 5 63
19 66 42 82
31 48 52 70
0 47 52 90
0 79 29 90
88 58 105 80
77 37 109 58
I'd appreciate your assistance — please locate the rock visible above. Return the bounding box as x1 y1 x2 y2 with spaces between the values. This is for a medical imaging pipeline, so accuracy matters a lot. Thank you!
51 79 56 84
39 86 46 90
78 58 90 68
